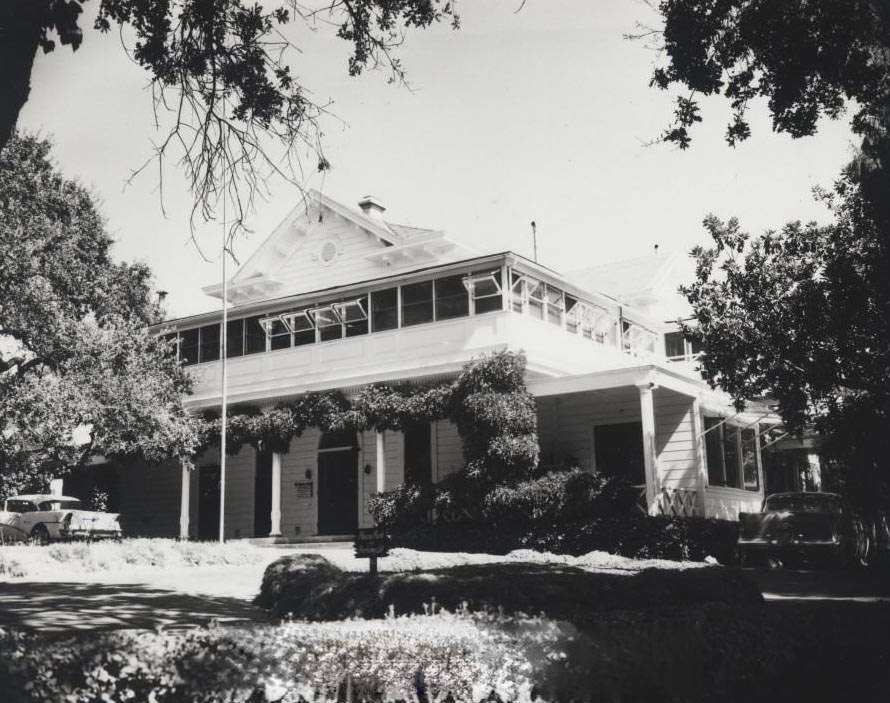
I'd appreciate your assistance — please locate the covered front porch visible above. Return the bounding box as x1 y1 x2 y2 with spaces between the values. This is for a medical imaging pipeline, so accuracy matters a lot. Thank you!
530 364 773 519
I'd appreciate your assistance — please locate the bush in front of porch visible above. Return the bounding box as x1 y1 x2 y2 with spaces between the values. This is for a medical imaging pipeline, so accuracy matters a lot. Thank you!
392 514 739 564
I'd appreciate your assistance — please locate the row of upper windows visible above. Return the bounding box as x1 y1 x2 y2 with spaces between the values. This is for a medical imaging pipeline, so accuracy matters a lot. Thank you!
164 270 504 365
161 267 655 365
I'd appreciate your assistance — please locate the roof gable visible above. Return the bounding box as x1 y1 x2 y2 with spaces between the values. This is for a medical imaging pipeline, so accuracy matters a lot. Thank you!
203 190 478 306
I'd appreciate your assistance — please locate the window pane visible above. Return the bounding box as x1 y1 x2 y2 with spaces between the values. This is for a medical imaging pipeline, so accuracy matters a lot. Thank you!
284 311 314 333
665 331 685 358
338 298 368 323
510 271 524 313
244 316 266 354
435 275 468 320
472 271 503 314
199 324 220 362
704 417 726 486
741 428 760 491
526 279 545 319
179 328 199 366
226 319 244 358
294 329 315 347
371 288 398 331
342 297 369 337
545 285 564 325
565 296 579 333
402 281 434 326
724 425 740 488
270 318 291 350
313 306 342 342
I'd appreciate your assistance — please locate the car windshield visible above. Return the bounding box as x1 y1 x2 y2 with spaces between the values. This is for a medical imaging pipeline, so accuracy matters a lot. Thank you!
766 494 842 514
36 500 81 511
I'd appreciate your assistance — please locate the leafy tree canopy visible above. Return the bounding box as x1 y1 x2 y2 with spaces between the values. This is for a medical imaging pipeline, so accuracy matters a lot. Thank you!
0 132 197 497
0 1 458 235
683 164 890 507
652 0 889 149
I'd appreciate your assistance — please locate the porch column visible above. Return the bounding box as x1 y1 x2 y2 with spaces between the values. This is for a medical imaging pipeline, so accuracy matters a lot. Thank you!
692 398 708 517
636 382 659 515
270 452 282 536
179 459 190 540
376 431 386 493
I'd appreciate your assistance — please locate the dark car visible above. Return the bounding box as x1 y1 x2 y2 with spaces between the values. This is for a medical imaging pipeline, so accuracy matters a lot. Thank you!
738 492 871 568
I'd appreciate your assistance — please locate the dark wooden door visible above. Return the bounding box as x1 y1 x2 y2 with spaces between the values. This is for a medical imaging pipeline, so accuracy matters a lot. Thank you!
198 465 221 540
594 422 646 484
317 449 358 535
254 450 273 537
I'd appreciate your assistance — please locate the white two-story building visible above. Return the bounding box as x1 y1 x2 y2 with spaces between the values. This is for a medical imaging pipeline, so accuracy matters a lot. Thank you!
97 191 783 540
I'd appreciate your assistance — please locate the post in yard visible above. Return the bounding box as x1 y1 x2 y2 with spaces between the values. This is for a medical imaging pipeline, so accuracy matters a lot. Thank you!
354 527 389 577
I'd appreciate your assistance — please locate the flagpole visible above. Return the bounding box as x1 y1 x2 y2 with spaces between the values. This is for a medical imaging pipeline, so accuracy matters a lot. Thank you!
219 143 228 544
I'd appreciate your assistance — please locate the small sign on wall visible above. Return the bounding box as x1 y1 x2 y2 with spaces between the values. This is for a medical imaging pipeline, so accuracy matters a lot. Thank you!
294 481 313 498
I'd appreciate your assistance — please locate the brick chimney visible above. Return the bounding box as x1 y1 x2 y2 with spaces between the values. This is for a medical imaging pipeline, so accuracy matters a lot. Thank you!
358 195 386 222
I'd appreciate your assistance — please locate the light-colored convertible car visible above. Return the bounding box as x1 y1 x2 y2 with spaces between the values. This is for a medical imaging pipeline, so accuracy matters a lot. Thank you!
0 494 122 544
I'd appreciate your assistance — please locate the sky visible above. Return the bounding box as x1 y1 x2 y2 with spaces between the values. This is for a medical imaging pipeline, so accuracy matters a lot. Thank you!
18 0 857 318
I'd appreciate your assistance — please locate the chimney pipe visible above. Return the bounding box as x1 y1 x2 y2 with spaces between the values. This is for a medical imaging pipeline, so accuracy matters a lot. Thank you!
358 195 386 222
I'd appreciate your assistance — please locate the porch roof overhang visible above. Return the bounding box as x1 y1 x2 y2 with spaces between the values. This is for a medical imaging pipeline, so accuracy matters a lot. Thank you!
527 363 704 399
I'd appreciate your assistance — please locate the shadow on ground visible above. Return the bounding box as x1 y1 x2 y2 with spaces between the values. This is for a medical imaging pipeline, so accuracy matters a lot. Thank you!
0 581 267 632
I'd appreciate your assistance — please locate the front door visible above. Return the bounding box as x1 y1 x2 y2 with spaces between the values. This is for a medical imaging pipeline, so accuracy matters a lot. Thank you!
198 465 221 540
594 422 646 484
317 449 358 535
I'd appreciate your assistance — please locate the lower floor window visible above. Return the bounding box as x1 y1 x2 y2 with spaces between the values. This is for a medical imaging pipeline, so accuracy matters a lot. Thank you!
704 416 760 491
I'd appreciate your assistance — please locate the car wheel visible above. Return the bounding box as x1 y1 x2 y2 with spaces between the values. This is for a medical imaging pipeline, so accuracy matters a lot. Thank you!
30 524 50 546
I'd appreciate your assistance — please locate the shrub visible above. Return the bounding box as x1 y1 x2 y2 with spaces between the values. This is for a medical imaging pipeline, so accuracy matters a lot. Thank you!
450 352 539 483
254 554 762 621
393 514 741 564
481 469 603 526
367 483 434 529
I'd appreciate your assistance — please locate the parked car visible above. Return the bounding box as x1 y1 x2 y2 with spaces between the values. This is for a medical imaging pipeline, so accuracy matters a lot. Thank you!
738 492 871 568
0 494 122 545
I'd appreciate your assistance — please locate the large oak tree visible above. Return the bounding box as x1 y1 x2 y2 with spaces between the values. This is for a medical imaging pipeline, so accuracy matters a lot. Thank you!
650 1 890 505
0 132 198 496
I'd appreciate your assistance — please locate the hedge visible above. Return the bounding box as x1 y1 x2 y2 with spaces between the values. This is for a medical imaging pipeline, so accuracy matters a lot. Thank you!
254 554 762 621
393 514 741 564
5 602 890 702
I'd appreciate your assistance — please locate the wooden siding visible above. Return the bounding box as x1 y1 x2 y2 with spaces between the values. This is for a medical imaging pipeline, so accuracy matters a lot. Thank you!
536 388 642 472
280 430 320 538
271 217 391 300
194 446 256 540
433 420 463 481
653 389 698 492
536 388 699 493
704 486 762 520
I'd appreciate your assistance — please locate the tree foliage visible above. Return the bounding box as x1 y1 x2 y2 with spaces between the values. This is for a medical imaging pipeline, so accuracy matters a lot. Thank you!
0 1 458 238
649 0 890 506
0 132 197 496
682 163 890 507
652 0 889 149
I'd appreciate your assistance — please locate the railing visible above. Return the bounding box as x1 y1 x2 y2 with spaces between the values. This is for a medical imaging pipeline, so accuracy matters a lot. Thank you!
657 487 698 517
